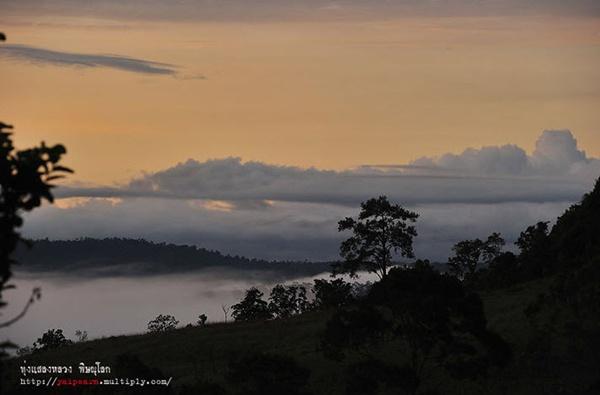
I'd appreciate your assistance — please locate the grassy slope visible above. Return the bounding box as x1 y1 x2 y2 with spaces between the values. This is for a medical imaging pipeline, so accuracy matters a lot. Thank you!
3 276 594 394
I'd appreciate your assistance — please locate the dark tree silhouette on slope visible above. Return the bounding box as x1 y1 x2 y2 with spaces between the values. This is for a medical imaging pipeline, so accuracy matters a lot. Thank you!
232 287 272 321
268 284 309 319
322 265 512 394
447 232 505 280
334 196 419 279
147 314 179 332
33 329 72 350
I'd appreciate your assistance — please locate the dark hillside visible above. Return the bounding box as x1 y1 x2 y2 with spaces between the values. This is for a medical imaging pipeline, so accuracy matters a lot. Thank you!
3 276 598 395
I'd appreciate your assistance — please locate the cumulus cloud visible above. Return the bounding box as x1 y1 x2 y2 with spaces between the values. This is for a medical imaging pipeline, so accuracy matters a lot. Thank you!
530 129 588 173
405 130 599 179
0 44 178 75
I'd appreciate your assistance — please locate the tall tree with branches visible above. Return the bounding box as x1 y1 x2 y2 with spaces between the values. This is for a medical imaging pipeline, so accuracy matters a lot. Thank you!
334 196 419 279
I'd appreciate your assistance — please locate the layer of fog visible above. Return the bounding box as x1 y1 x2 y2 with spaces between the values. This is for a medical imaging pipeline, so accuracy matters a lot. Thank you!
1 269 377 349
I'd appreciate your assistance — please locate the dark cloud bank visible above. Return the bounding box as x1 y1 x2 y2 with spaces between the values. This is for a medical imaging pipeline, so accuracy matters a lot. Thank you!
25 130 600 262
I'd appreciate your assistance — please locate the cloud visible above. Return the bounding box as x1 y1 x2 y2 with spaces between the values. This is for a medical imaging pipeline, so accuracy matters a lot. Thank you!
531 129 588 173
57 131 598 206
23 197 570 262
0 44 177 75
24 129 599 262
405 129 599 179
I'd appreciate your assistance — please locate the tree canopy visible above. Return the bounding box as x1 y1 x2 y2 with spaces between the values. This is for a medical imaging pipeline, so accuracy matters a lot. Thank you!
447 232 505 280
231 287 272 321
334 196 419 279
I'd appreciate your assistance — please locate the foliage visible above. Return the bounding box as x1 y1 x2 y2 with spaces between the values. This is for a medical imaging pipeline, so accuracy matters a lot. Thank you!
475 252 519 289
74 329 88 342
197 314 208 326
33 329 72 350
0 122 72 298
334 196 419 279
227 352 312 395
516 221 551 278
15 346 32 357
447 232 505 280
322 265 511 394
231 287 272 321
268 284 310 319
549 177 600 268
321 303 392 361
524 257 600 391
147 314 179 332
0 34 70 394
312 278 354 310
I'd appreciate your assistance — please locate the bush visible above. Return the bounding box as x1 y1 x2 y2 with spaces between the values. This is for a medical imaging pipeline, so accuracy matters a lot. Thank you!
33 329 72 350
147 314 179 332
197 314 208 326
231 287 272 322
268 284 309 319
313 279 353 309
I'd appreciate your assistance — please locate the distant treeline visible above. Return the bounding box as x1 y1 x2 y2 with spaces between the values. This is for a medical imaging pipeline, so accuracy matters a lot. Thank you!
13 238 332 278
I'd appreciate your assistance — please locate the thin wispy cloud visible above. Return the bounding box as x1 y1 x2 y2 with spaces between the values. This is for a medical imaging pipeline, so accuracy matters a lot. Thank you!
0 44 177 75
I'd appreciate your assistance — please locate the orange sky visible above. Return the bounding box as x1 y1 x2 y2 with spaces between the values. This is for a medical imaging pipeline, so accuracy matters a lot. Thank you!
1 14 600 184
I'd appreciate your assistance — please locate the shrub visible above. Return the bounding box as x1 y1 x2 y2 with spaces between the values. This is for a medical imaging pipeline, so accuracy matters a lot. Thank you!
147 314 179 332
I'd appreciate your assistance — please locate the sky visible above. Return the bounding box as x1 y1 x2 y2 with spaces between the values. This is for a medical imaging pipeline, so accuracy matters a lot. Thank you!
1 0 600 261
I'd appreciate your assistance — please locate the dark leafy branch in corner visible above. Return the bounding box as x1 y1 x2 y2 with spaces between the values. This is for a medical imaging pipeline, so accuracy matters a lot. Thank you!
0 287 41 329
1 32 72 372
0 122 72 308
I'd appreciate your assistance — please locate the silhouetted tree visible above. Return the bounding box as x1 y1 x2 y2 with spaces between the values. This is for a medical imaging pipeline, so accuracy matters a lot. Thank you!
221 304 230 322
74 329 88 342
516 221 551 278
227 352 312 395
549 177 600 268
312 278 354 310
0 123 72 303
322 265 511 394
413 259 434 271
197 314 208 326
16 346 32 357
447 233 505 280
479 251 519 289
33 329 72 350
334 196 419 279
147 314 179 332
0 35 72 371
268 284 309 319
231 287 272 321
